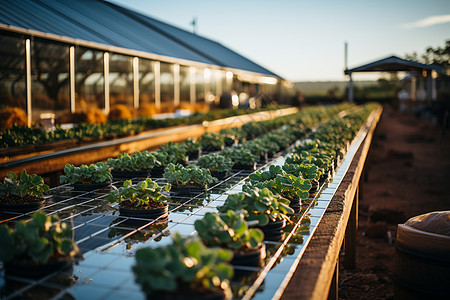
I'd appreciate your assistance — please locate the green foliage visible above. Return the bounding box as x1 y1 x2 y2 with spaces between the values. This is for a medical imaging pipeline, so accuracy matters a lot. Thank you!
0 211 80 263
106 178 171 207
59 162 112 185
282 162 319 180
242 141 268 158
245 167 311 200
196 153 233 173
107 150 158 172
0 170 49 199
182 137 201 154
221 146 258 167
163 163 217 188
200 132 225 151
195 210 264 251
218 188 294 226
133 233 233 295
155 142 187 165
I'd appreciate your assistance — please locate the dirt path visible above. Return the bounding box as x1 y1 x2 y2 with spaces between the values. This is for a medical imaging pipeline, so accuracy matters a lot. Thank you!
338 106 450 299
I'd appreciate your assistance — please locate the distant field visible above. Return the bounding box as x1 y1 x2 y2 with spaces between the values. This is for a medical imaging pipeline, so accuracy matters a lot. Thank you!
294 81 377 96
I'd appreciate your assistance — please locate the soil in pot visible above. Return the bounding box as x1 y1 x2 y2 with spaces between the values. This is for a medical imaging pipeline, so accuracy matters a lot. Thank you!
118 200 169 220
4 255 74 279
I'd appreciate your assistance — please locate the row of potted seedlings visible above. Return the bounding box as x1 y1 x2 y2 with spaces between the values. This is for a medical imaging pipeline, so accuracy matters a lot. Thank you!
0 103 378 299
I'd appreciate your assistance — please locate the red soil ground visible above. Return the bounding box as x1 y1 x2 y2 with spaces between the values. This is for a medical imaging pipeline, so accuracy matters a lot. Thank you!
338 106 450 299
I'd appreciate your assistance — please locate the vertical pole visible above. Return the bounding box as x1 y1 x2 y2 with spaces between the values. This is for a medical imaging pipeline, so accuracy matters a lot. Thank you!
190 67 196 107
174 64 180 107
25 39 32 127
154 61 160 110
348 73 354 103
70 46 76 113
328 258 339 300
431 70 437 101
104 52 110 115
133 57 139 109
344 184 358 269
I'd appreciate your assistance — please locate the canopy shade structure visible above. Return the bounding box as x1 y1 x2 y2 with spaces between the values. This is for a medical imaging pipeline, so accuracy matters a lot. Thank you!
344 55 444 75
344 56 444 103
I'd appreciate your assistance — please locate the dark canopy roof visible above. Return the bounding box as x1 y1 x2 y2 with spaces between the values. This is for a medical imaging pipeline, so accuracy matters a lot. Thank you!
344 55 444 75
0 0 281 78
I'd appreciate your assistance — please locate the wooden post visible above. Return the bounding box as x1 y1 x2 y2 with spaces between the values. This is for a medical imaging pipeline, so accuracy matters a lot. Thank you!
344 184 358 269
327 258 339 300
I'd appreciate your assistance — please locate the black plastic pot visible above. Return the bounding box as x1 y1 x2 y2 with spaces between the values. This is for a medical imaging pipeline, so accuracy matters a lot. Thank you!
230 243 266 267
73 182 111 191
308 179 320 197
187 149 201 161
170 186 206 196
288 197 301 211
210 171 228 180
147 289 228 300
111 170 150 179
232 162 257 171
257 220 286 241
4 255 73 278
119 204 169 220
0 199 45 213
150 166 166 177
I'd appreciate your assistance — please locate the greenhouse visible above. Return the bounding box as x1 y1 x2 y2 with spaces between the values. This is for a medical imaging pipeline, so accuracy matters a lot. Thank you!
0 0 292 127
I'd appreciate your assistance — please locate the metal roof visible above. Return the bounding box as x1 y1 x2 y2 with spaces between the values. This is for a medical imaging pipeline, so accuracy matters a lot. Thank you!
0 0 281 78
344 55 444 74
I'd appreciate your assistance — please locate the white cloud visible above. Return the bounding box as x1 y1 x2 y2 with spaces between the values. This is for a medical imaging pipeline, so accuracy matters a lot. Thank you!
402 14 450 29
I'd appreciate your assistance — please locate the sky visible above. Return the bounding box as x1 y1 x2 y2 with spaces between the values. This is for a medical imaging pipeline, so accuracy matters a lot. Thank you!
110 0 450 82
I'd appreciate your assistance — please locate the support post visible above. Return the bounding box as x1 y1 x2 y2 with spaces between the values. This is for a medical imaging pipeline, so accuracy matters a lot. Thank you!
25 39 32 127
344 184 358 269
348 73 354 103
327 258 339 300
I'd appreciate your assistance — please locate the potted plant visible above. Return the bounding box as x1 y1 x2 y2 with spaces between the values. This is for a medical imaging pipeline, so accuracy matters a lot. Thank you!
195 210 265 267
164 163 217 195
106 150 159 179
59 162 112 191
200 132 225 152
133 233 233 299
242 141 269 161
156 141 188 166
0 210 81 278
221 146 258 170
284 156 323 197
218 188 294 241
244 165 311 210
255 136 281 158
106 178 171 219
182 137 202 160
0 170 49 212
196 153 233 179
